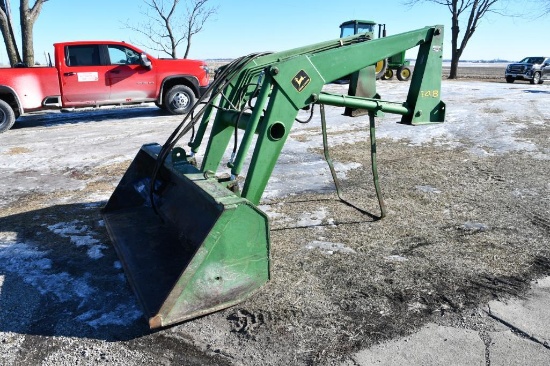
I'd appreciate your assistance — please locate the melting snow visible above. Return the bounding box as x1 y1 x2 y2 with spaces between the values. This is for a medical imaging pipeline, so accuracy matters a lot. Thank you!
385 255 409 262
461 221 489 232
1 79 549 331
47 220 107 259
0 231 141 327
305 240 356 255
297 207 328 227
416 185 441 194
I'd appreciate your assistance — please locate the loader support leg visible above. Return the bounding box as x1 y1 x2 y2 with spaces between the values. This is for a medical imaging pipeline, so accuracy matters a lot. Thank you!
320 104 386 219
320 104 343 199
369 112 386 219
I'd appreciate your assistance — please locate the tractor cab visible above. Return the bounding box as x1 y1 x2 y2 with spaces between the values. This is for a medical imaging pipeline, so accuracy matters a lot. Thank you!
339 20 376 38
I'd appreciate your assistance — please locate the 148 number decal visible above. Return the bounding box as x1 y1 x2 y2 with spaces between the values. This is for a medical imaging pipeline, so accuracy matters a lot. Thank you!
420 90 439 98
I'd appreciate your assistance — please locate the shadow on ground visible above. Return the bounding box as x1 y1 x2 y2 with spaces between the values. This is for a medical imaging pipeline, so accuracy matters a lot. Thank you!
523 89 550 94
11 105 170 130
0 202 154 342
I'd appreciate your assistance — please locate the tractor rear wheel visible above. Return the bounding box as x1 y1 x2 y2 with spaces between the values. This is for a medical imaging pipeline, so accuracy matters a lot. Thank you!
374 59 387 80
396 66 412 81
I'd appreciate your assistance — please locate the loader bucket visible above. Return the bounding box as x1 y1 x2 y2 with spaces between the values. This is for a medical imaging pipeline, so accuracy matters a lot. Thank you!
102 143 270 329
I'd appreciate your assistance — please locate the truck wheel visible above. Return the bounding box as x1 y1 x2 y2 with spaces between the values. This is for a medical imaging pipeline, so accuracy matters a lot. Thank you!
0 99 16 133
531 72 541 85
164 85 195 115
396 66 412 81
382 69 394 80
506 76 514 83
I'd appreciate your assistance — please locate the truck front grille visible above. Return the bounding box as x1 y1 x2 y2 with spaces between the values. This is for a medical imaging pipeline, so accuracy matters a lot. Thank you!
509 65 526 73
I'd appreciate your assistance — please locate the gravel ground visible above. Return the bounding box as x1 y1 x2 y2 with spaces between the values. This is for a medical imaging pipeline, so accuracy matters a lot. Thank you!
1 66 549 365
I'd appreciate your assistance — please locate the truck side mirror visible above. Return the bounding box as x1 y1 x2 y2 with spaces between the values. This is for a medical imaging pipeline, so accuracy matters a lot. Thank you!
140 53 152 70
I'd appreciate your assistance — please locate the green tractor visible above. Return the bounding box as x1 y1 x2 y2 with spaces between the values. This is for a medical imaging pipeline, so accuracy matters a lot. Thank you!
339 20 413 81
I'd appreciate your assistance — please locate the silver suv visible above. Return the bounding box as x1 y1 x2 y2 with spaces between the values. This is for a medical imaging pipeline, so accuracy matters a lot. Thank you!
505 57 550 84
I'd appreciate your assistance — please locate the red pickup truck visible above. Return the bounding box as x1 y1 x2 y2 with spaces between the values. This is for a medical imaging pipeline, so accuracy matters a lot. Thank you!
0 40 210 133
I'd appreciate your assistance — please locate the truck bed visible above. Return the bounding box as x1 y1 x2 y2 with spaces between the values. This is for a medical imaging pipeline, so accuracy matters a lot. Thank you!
0 67 60 111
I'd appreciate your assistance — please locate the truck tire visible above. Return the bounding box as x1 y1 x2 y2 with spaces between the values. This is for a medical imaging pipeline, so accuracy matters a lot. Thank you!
0 99 16 133
396 66 412 81
164 85 195 115
506 76 514 83
537 72 544 84
531 72 541 85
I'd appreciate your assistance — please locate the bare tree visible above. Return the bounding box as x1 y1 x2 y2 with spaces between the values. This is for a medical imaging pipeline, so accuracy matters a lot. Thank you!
20 0 48 66
124 0 217 59
0 0 21 65
0 0 48 66
407 0 501 79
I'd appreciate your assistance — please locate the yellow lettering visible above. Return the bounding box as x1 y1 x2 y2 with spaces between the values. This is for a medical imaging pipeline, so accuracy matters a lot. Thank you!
420 90 440 98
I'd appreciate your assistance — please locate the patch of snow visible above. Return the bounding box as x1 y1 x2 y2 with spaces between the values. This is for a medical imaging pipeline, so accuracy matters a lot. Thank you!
0 231 141 328
416 185 441 194
46 220 107 259
0 238 93 302
297 207 328 227
1 81 548 205
75 303 142 328
385 255 409 262
407 301 428 313
305 240 356 255
461 222 489 232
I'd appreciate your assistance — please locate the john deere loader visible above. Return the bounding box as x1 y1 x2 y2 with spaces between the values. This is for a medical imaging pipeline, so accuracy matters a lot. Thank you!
102 25 446 328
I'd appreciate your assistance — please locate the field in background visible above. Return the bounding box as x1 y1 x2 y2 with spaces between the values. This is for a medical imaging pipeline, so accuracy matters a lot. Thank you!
206 59 507 82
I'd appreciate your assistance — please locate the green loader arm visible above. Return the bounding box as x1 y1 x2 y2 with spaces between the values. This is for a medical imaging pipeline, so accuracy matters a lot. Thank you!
199 25 445 204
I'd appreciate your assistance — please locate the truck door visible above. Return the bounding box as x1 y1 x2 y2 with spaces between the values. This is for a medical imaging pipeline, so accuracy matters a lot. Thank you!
106 44 156 103
60 45 111 106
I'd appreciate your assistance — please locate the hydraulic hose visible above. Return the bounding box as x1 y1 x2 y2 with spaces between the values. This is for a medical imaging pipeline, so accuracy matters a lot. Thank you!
149 52 272 215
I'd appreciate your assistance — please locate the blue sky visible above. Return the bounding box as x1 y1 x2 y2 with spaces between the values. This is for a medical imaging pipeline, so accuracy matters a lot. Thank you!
1 0 547 65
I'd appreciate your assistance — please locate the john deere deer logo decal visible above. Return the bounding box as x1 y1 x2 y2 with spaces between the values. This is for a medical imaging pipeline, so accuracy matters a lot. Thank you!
292 70 311 92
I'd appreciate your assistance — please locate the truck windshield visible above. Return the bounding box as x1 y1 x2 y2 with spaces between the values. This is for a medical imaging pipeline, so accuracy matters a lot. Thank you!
519 57 544 64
